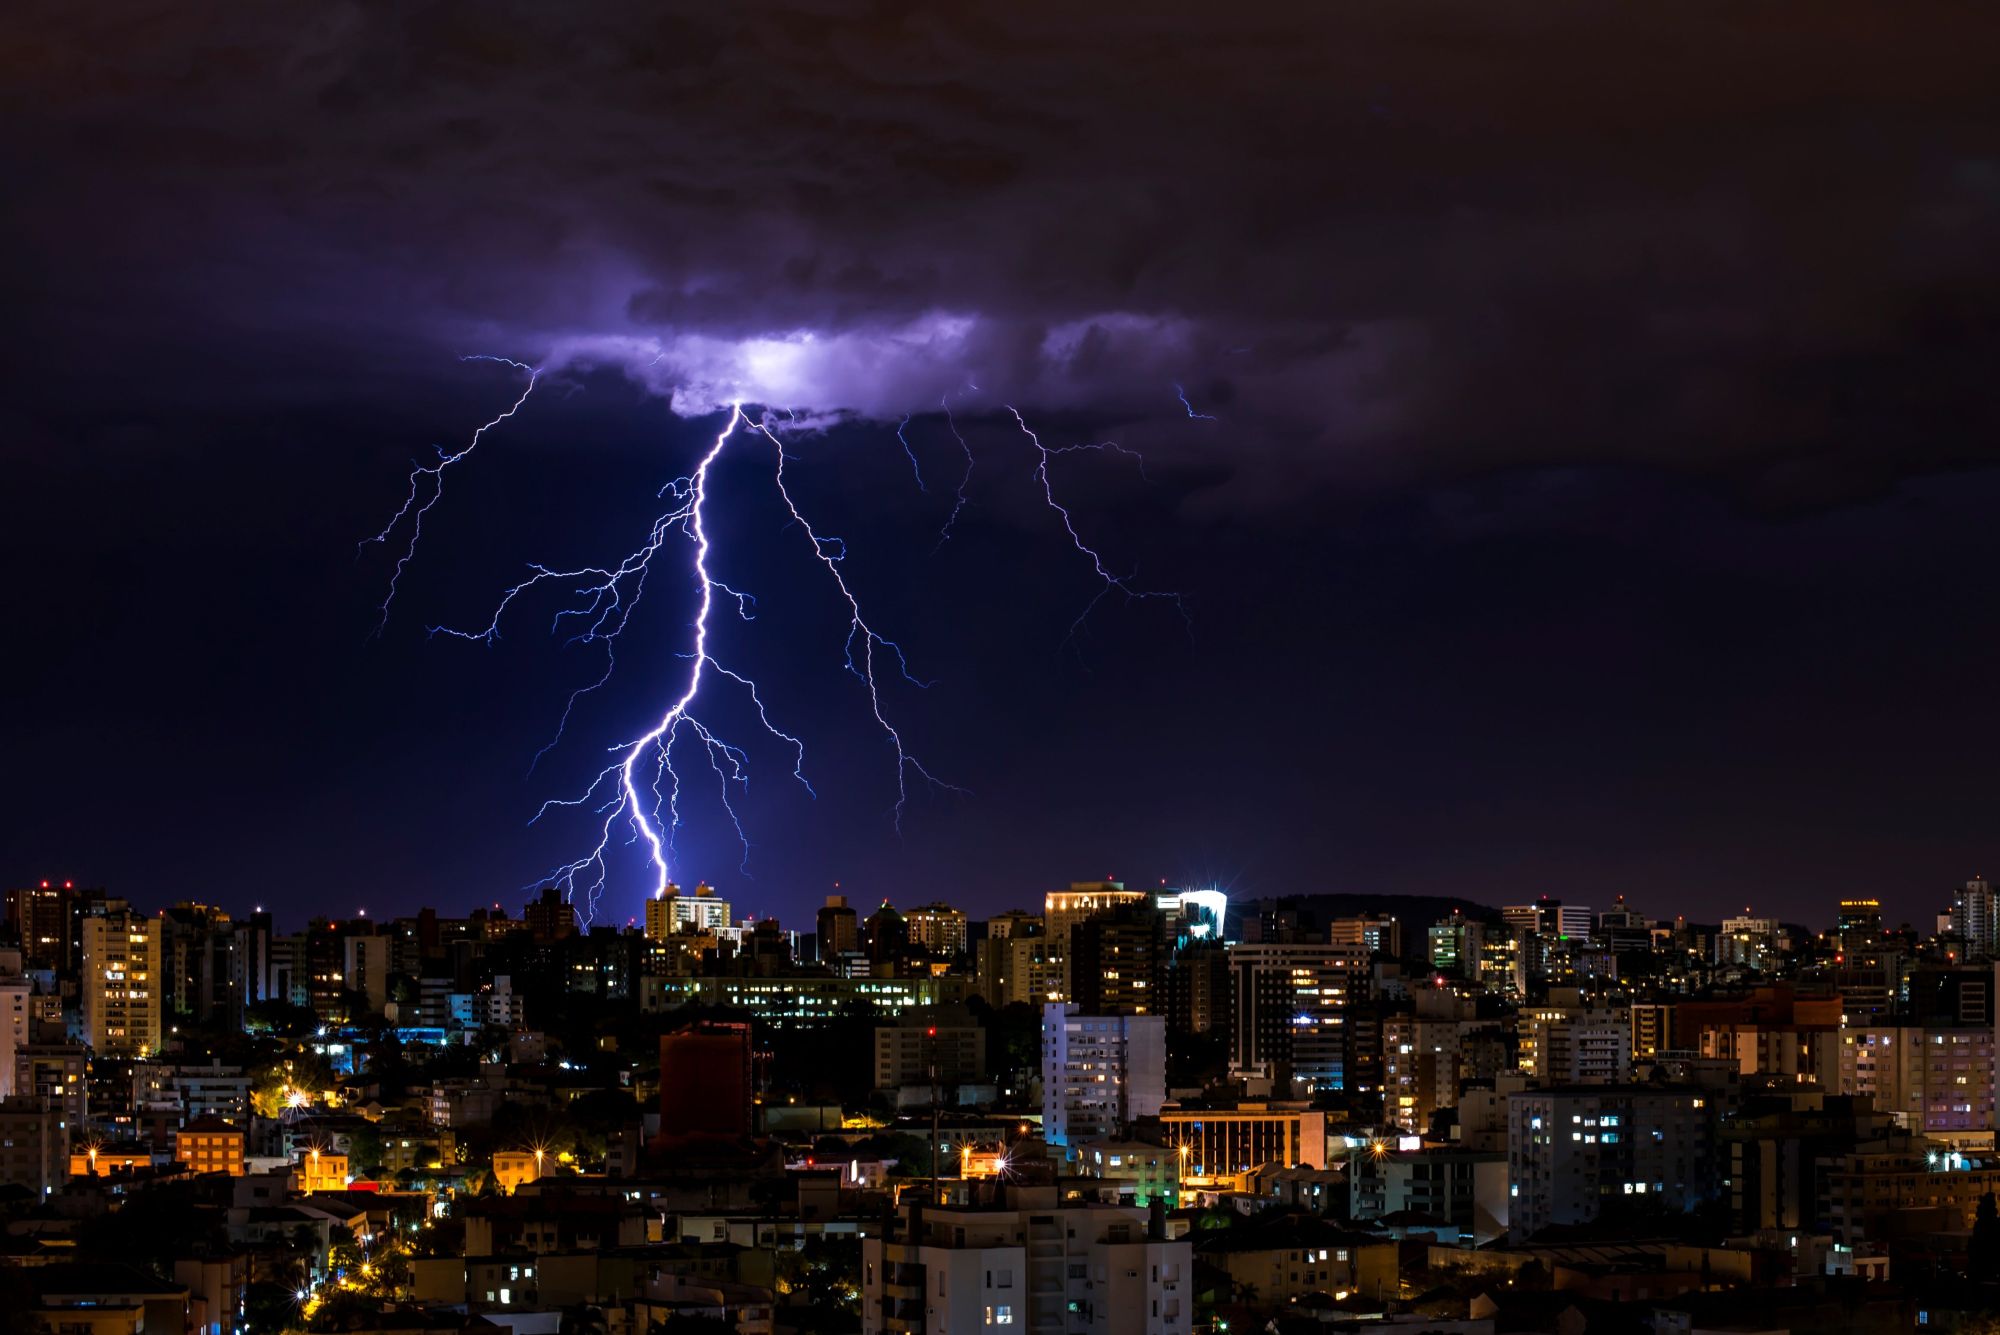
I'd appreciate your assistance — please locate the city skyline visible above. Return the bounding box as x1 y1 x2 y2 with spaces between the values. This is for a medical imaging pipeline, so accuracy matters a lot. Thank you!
9 6 2000 1331
3 874 1988 940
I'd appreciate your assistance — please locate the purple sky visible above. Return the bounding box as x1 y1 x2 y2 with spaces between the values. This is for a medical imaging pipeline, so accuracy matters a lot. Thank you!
4 2 2000 929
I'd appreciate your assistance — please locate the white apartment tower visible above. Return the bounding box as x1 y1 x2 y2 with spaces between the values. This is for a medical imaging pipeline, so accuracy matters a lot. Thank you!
1951 877 1997 957
1042 1003 1166 1146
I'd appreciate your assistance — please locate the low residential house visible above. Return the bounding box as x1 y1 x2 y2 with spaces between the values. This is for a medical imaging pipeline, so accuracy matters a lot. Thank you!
174 1116 247 1176
1075 1138 1184 1207
461 1192 651 1255
1191 1212 1396 1308
26 1262 190 1335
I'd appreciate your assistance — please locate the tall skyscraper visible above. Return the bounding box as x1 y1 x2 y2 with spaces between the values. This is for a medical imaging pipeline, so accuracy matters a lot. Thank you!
1518 997 1632 1084
986 908 1043 940
229 910 273 1025
1501 898 1593 942
1329 914 1403 958
864 900 908 963
904 902 969 957
1427 912 1484 978
160 902 234 1025
1507 1087 1719 1240
3 881 74 973
1167 938 1231 1036
1716 913 1781 970
1069 901 1170 1015
1045 881 1151 1000
815 894 859 959
524 886 580 942
343 932 394 1016
1834 898 1884 952
81 908 162 1057
1227 941 1372 1093
0 968 31 1098
977 932 1056 1007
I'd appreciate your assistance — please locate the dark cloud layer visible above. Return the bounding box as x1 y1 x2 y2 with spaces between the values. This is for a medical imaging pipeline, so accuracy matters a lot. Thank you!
8 1 1999 505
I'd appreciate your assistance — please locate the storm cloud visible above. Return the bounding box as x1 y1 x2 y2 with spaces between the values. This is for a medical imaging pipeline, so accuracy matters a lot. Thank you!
7 0 1999 506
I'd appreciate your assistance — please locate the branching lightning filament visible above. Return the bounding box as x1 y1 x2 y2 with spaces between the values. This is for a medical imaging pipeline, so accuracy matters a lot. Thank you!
368 360 1185 924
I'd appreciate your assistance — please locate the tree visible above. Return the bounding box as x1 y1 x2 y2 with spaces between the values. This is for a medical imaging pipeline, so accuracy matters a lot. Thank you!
780 1235 862 1335
243 1281 302 1335
1972 1192 2000 1276
653 1316 736 1335
307 1291 383 1332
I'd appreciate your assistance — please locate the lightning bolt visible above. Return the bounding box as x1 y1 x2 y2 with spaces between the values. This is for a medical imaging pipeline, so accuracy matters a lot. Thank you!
895 414 928 493
934 393 976 548
1174 383 1216 421
371 363 1180 924
1007 407 1189 642
360 356 540 631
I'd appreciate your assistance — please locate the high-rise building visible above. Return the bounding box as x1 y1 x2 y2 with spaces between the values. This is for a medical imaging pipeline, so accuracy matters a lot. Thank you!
1477 933 1526 1000
905 902 969 957
1836 898 1885 952
1070 902 1170 1015
645 883 732 939
1382 1014 1464 1134
1041 1003 1166 1146
1167 939 1231 1036
1629 1003 1671 1060
302 918 358 1021
80 909 161 1058
658 1022 752 1141
1950 877 1997 958
1155 888 1228 944
872 1008 986 1093
1716 913 1781 970
865 901 908 963
1329 914 1402 959
4 881 75 973
978 933 1057 1008
1673 985 1841 1085
1506 1086 1720 1240
159 903 234 1025
1427 913 1484 978
1518 997 1631 1084
1592 899 1652 955
1045 882 1151 1000
228 910 273 1025
523 886 579 942
1840 1025 1996 1133
343 932 394 1016
986 908 1043 940
1226 942 1371 1093
815 894 859 959
16 1045 86 1126
1501 899 1593 943
0 970 31 1099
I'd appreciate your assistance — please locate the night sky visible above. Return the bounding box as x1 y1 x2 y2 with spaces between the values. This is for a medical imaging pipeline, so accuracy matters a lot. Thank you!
6 3 2000 930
